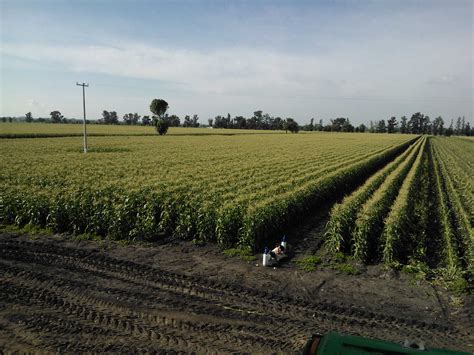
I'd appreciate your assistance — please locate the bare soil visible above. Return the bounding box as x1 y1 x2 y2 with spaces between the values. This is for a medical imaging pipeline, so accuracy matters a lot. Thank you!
0 232 472 353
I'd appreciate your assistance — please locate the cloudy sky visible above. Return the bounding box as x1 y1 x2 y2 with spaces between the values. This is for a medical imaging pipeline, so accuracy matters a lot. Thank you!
1 0 472 124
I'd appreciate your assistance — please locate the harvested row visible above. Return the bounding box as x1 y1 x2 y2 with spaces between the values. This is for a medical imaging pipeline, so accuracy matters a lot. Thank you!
351 137 425 262
324 137 422 254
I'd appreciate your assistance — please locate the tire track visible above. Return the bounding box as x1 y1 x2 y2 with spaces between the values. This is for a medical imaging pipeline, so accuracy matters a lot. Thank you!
0 238 469 352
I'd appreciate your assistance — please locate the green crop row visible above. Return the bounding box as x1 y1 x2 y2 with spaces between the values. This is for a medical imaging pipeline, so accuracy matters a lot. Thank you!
431 141 473 276
351 137 425 263
381 137 428 264
324 137 422 254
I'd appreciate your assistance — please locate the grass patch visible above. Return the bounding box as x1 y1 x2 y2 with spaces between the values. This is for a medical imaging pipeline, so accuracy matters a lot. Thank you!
295 255 322 271
401 261 430 282
448 277 471 295
333 263 359 275
223 248 256 262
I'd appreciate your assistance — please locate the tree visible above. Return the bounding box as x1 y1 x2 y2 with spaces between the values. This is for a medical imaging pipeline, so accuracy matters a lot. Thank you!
191 114 200 127
155 119 169 135
150 99 169 118
133 113 141 125
369 121 375 133
167 114 180 127
150 99 169 135
102 110 111 124
208 118 213 127
142 115 151 125
50 111 63 123
329 117 348 132
432 116 444 135
341 118 354 132
358 123 367 132
455 116 462 135
400 116 407 133
387 117 397 133
444 119 454 137
110 111 119 124
123 113 134 125
25 112 33 123
376 120 387 133
464 122 471 136
284 118 299 133
408 112 426 134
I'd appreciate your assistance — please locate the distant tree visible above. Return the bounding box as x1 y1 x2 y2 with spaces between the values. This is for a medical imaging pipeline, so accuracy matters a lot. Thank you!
284 118 299 133
358 123 367 133
455 116 462 135
1 117 6 123
444 119 454 137
192 114 199 127
8 117 13 123
408 112 427 134
132 113 141 125
183 115 192 127
369 120 375 133
432 116 444 135
234 116 246 129
309 118 314 131
341 119 354 132
102 110 111 124
110 111 119 125
400 116 407 133
50 111 63 123
167 114 180 127
330 117 348 132
464 122 471 136
422 115 431 134
387 116 397 133
208 118 213 127
123 113 134 125
142 115 151 125
25 112 33 123
376 120 387 133
150 99 169 135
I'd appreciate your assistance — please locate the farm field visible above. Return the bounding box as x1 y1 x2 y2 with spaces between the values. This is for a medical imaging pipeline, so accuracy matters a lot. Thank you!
2 132 417 247
1 131 473 352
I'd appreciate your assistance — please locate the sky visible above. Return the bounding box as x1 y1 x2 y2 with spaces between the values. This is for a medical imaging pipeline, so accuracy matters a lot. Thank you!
0 0 472 125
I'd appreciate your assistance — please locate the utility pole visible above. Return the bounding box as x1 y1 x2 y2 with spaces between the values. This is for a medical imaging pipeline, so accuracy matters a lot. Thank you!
76 82 89 153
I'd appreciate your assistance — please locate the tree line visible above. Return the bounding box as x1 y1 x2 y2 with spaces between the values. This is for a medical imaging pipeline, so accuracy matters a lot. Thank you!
3 108 473 136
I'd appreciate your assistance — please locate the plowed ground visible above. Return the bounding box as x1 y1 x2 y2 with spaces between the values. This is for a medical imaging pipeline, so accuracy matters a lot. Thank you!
0 233 472 353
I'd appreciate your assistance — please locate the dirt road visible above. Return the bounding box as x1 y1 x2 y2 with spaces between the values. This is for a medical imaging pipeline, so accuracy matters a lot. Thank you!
0 233 472 353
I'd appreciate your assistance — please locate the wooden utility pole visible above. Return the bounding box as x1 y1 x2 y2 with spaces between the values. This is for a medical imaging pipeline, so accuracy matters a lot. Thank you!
76 82 89 153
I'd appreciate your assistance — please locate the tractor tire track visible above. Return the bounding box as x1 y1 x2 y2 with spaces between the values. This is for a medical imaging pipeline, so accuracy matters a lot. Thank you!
0 238 469 352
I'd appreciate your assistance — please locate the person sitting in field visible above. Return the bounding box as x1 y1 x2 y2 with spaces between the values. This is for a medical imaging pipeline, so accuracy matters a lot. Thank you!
269 244 286 263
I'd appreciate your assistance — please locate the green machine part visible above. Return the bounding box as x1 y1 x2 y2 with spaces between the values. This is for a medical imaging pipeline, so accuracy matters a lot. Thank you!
302 332 470 355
